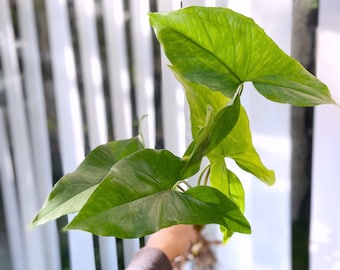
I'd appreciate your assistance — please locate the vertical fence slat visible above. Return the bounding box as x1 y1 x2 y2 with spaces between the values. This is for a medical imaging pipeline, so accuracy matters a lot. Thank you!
0 109 26 270
74 0 108 147
157 0 186 156
16 1 61 269
235 2 291 270
129 0 155 148
102 0 133 140
102 0 138 265
310 1 340 269
44 0 96 269
0 1 47 270
98 237 119 270
73 1 119 269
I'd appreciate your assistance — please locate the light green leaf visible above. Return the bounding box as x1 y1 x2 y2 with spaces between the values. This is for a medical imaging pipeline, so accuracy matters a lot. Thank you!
65 149 250 238
149 6 335 106
209 158 245 212
178 73 275 185
209 157 245 242
32 137 144 225
180 80 241 179
210 107 275 184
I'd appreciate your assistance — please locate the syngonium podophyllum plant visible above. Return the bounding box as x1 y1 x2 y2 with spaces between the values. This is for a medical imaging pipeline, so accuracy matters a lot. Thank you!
32 6 335 242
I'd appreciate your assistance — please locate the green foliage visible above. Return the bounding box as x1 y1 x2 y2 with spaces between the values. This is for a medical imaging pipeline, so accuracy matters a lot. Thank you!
65 149 250 238
32 137 144 225
33 6 334 241
176 71 275 185
149 7 334 106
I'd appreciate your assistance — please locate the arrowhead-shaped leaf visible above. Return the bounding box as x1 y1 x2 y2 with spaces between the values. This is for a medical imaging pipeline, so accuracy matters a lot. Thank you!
181 94 241 178
178 72 275 185
149 6 335 106
32 137 144 225
209 158 245 212
65 149 250 238
178 72 241 178
209 157 246 242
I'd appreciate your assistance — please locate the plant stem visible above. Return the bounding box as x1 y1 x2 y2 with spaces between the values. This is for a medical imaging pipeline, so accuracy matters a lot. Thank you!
197 164 211 186
203 166 211 186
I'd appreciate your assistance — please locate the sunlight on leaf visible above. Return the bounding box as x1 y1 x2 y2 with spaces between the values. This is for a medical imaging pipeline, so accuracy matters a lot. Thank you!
177 72 275 185
178 74 242 178
65 149 250 238
149 6 335 106
209 157 245 242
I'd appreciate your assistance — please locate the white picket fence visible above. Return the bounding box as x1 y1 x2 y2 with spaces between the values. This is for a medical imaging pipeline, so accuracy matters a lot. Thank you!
0 0 339 270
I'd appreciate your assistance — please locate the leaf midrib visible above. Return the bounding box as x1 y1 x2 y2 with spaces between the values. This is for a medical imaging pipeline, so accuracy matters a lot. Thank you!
164 27 243 84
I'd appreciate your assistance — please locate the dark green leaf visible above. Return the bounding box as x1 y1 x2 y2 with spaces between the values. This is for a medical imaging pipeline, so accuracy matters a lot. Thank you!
65 149 250 238
149 6 334 106
32 137 144 225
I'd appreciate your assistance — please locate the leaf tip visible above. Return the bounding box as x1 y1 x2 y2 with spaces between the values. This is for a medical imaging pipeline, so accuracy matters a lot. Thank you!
62 221 79 233
267 171 276 186
62 224 71 232
31 213 43 227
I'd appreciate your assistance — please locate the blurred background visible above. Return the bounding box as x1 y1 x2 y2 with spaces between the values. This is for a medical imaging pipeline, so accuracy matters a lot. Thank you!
0 0 339 269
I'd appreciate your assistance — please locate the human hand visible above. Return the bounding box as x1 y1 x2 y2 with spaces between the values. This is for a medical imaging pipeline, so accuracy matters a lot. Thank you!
146 225 198 261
